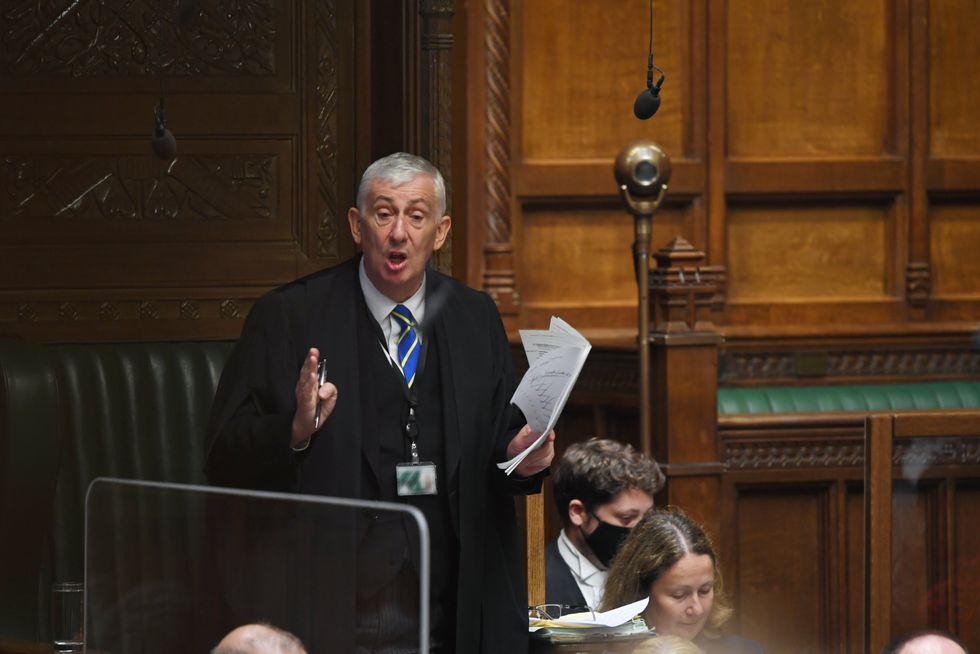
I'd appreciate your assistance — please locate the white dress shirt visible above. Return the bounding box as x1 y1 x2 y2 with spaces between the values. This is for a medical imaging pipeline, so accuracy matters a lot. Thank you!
556 528 607 609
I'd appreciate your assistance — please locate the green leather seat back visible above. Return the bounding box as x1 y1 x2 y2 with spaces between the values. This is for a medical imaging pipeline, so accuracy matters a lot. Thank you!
0 339 62 641
718 380 980 414
0 339 235 642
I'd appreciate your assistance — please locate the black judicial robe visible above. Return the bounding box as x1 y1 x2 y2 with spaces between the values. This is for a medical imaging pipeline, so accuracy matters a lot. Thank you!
205 256 540 653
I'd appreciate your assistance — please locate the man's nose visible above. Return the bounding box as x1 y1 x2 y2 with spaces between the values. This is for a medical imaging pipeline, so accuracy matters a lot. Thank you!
388 214 408 240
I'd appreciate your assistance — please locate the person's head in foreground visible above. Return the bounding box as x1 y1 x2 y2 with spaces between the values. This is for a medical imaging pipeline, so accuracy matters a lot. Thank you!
553 437 665 568
601 507 731 642
882 629 968 654
348 151 451 303
633 634 705 654
211 622 308 654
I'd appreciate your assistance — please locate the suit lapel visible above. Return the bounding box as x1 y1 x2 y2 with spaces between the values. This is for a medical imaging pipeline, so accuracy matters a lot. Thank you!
304 259 382 493
426 273 461 494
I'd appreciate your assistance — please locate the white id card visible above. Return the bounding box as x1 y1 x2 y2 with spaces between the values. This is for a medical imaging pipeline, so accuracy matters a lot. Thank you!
396 462 438 496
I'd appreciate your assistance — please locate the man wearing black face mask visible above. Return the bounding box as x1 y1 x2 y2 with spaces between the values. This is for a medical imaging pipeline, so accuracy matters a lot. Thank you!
546 438 665 610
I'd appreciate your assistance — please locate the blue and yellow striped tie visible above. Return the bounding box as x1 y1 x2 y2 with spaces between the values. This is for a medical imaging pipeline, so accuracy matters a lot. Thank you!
391 304 421 387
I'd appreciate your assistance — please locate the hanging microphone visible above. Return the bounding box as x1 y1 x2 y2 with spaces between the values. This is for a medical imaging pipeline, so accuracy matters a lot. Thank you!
633 56 665 120
151 95 177 160
633 0 665 120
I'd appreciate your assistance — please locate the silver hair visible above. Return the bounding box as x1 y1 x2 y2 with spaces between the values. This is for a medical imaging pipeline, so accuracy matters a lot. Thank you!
356 152 447 216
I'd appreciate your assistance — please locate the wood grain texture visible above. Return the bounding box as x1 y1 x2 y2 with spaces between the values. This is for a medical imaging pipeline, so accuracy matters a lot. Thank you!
735 489 828 653
726 203 890 301
726 0 891 157
929 203 980 298
517 0 688 160
518 204 688 308
954 485 980 646
928 0 980 157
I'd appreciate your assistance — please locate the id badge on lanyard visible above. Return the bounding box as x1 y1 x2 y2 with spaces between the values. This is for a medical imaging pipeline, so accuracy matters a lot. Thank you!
396 404 438 496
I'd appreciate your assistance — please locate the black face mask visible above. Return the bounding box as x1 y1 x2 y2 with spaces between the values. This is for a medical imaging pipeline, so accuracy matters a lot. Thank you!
583 517 631 568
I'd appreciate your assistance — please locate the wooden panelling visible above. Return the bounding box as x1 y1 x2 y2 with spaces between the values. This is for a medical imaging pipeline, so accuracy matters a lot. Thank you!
727 0 894 158
954 484 980 646
929 203 980 298
517 0 689 161
726 0 892 158
928 1 980 157
846 487 863 654
0 0 364 342
734 488 828 653
889 481 931 637
518 203 690 328
726 202 891 301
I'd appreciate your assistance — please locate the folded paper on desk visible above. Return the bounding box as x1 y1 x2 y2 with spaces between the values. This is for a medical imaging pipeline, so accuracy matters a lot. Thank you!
498 317 592 475
529 598 651 641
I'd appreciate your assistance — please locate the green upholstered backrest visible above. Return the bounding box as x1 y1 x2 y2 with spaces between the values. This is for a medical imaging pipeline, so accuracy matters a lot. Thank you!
0 339 62 641
718 380 980 414
0 339 235 642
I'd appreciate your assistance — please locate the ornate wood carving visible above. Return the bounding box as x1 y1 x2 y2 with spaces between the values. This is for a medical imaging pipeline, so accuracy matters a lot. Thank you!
482 0 518 313
420 0 455 274
725 438 865 469
650 237 723 334
1 0 277 77
2 155 276 222
719 347 980 384
724 436 980 470
906 261 931 307
3 298 250 324
313 0 340 260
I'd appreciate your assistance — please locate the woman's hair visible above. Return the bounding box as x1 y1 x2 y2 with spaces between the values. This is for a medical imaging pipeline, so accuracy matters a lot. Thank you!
600 506 732 638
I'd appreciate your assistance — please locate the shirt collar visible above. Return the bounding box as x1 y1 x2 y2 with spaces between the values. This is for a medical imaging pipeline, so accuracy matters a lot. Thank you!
358 258 426 326
557 528 606 584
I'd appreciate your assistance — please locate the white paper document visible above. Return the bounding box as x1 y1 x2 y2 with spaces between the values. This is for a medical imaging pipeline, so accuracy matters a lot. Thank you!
498 316 592 475
528 597 649 632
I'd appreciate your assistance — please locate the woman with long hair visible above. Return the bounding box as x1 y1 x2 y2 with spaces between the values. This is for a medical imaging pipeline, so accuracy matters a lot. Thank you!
601 507 762 654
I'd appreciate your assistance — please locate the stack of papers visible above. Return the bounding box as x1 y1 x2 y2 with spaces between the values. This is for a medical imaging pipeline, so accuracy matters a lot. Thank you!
529 598 652 642
497 316 592 475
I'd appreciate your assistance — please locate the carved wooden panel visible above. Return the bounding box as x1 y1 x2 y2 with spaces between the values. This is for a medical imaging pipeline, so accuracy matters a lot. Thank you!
719 346 980 386
733 488 829 653
0 0 289 91
726 203 890 301
517 0 689 160
929 203 980 299
726 0 891 158
0 0 359 342
1 151 280 227
928 1 980 157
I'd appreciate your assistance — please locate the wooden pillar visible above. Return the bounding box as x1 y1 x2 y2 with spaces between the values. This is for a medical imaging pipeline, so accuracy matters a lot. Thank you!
419 0 455 273
648 237 725 538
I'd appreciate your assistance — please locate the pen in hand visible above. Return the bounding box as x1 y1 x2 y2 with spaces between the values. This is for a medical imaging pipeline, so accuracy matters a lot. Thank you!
314 357 328 429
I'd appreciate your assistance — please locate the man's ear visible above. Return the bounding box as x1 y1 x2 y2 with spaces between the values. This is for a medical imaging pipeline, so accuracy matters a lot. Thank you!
433 214 452 251
568 499 588 527
347 207 362 245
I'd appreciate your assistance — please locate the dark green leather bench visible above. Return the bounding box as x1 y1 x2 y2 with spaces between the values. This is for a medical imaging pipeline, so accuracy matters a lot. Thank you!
0 338 234 643
718 380 980 414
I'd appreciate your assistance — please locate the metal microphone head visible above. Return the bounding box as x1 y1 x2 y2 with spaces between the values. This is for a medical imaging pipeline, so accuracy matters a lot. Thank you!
614 140 671 197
